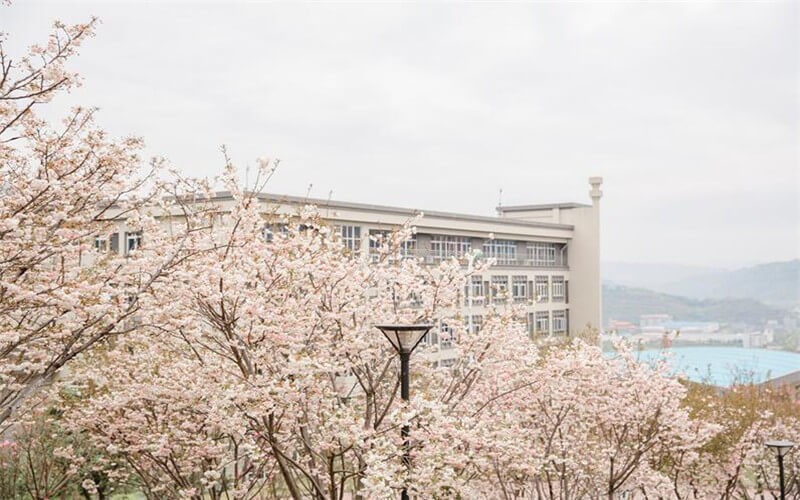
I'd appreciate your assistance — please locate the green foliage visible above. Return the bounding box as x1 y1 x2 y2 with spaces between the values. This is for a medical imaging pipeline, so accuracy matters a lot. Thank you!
773 330 800 351
0 405 129 500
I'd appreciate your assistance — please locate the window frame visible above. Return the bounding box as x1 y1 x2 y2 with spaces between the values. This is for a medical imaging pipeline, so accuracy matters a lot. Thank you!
430 235 471 261
552 310 567 334
483 239 517 265
512 275 528 302
339 225 362 252
535 275 549 302
491 275 509 303
125 231 142 254
552 276 566 301
535 311 550 335
94 235 108 252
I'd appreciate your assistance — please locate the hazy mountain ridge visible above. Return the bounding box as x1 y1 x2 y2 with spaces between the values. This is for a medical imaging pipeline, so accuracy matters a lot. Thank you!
658 260 799 309
603 260 800 309
603 261 721 289
603 283 787 327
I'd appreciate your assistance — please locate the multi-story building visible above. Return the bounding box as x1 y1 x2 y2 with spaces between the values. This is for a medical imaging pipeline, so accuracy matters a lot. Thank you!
103 177 603 361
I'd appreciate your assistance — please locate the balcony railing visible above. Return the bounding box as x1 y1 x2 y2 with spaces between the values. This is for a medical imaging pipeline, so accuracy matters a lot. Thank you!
369 248 568 269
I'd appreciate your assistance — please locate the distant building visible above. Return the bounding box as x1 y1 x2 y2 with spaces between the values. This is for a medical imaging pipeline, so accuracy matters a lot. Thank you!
743 331 767 349
608 319 637 334
640 314 672 332
664 321 720 334
742 329 774 349
639 315 719 334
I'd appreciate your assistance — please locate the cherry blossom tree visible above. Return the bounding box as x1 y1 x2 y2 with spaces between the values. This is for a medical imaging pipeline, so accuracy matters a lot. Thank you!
3 6 796 500
0 6 217 427
60 163 720 500
411 339 718 500
65 163 474 499
666 383 800 499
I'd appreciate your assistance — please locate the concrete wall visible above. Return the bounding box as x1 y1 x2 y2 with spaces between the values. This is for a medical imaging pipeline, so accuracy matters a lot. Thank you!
496 178 603 335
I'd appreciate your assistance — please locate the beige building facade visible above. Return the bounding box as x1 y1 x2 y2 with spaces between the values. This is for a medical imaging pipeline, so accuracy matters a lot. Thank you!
103 177 603 360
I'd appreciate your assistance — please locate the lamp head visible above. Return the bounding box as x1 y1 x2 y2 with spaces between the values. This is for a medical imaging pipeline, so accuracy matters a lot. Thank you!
375 324 434 355
766 440 795 458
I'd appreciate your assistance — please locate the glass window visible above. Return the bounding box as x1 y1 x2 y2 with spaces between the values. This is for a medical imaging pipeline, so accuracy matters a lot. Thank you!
491 275 509 303
526 243 566 267
369 230 416 260
552 276 565 300
440 322 455 349
535 276 549 302
339 225 361 251
94 236 108 252
535 311 550 335
263 224 288 242
464 275 484 303
468 315 483 334
552 310 567 334
440 358 457 368
512 276 527 302
430 235 471 261
125 231 142 254
483 239 517 265
422 322 438 346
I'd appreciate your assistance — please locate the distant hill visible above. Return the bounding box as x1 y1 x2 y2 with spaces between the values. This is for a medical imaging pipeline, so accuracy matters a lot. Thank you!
603 260 800 309
603 261 721 289
658 260 799 309
603 283 787 327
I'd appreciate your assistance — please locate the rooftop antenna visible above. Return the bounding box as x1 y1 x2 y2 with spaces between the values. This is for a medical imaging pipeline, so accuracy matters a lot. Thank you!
326 190 333 217
498 188 503 207
305 183 313 201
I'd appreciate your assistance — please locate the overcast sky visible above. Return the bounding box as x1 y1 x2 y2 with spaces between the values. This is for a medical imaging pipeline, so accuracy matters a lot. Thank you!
4 1 798 268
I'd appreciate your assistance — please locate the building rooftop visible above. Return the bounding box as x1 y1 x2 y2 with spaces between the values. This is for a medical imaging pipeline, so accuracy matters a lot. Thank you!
210 191 576 230
497 202 592 213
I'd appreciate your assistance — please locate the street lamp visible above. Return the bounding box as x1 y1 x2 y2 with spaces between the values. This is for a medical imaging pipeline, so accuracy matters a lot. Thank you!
766 440 794 500
375 323 434 500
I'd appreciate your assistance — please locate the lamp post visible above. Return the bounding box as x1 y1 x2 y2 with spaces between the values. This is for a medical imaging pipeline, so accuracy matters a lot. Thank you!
766 440 794 500
375 323 434 500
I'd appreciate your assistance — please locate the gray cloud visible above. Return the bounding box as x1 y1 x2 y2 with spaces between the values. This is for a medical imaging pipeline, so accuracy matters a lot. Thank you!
4 0 797 267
